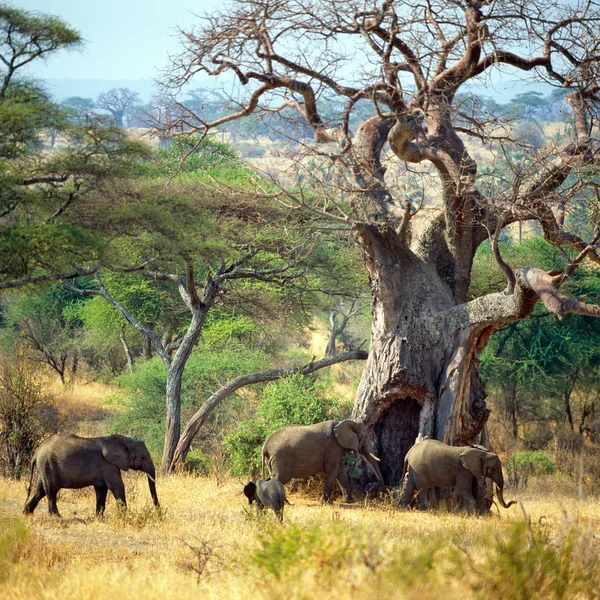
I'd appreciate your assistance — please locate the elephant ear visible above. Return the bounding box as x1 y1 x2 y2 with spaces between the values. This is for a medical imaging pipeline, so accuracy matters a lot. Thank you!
334 420 360 452
100 436 130 471
458 447 485 477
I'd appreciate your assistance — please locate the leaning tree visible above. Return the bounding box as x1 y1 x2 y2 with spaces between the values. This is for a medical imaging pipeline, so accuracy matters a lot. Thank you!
162 0 600 485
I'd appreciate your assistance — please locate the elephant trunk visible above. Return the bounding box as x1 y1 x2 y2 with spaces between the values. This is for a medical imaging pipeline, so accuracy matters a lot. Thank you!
495 483 516 509
491 471 516 509
145 465 160 507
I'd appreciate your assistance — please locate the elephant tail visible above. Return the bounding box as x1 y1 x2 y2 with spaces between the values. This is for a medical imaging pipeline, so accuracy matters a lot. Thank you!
25 455 37 501
261 444 268 479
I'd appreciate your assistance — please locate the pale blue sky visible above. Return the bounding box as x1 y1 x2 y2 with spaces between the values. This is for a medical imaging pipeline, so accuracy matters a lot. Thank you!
16 0 223 79
13 0 550 102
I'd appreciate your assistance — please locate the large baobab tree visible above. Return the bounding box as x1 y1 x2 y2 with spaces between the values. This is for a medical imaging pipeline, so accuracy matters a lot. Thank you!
164 0 600 484
96 88 140 127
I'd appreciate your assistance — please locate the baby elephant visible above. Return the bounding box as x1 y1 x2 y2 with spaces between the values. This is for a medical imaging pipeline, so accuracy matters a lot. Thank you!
243 478 287 521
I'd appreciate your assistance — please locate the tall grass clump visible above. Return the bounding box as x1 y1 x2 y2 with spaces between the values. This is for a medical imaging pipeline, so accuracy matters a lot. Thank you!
451 519 600 599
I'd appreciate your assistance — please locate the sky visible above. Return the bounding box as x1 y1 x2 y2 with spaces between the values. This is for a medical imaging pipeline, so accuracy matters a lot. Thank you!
16 0 223 80
14 0 551 102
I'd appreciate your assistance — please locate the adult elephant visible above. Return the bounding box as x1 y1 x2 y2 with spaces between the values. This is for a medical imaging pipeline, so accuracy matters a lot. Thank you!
262 420 385 503
400 439 516 513
24 433 159 517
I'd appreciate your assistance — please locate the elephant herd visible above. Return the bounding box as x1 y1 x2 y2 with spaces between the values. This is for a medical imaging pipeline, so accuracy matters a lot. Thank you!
23 420 515 519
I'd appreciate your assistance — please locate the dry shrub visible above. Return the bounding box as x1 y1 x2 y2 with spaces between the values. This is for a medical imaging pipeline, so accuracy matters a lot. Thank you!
0 351 59 479
550 427 600 496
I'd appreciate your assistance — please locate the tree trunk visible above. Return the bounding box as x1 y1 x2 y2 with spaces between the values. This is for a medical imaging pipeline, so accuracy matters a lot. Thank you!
162 362 183 474
119 329 134 373
161 304 211 474
351 225 491 486
143 336 152 360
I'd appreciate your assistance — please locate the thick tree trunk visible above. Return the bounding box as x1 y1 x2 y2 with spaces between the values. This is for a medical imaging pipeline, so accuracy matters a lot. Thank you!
351 225 491 486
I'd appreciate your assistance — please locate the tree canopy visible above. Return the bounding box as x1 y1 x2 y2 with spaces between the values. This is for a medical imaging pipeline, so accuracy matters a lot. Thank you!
159 0 600 482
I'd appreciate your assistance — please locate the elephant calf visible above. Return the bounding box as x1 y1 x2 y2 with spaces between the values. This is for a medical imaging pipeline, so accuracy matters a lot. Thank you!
400 438 516 513
243 478 287 521
24 433 159 517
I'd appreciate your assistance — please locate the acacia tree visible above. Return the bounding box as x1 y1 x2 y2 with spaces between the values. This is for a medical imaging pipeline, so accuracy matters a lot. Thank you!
164 0 600 484
0 7 149 291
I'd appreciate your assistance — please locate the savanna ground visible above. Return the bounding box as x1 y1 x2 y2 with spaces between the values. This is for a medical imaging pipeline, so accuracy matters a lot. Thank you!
1 383 599 599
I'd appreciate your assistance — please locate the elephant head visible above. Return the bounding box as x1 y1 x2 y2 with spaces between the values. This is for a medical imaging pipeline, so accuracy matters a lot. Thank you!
459 447 515 509
100 435 160 507
334 420 385 487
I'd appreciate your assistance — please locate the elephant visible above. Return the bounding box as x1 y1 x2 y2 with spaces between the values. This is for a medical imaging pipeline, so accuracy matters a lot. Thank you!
24 433 159 517
243 478 287 521
400 439 516 513
262 419 385 503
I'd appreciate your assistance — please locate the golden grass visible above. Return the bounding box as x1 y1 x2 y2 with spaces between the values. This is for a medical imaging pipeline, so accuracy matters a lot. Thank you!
2 472 600 600
49 380 120 436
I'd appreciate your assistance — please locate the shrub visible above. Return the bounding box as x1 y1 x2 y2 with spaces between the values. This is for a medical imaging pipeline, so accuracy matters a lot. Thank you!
452 520 600 599
506 451 555 489
111 343 269 460
224 372 343 477
0 352 59 479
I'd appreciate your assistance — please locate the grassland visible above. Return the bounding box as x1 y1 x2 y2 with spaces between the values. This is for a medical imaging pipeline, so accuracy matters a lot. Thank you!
1 472 600 600
1 380 599 599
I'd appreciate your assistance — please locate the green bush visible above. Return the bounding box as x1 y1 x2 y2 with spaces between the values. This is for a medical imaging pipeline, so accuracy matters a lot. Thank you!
514 451 556 475
506 451 555 488
224 372 343 477
110 342 269 460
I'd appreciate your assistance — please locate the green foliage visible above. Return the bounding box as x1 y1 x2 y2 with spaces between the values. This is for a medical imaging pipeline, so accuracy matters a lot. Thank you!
200 310 256 347
252 522 382 580
510 451 556 478
0 518 27 582
111 343 269 458
224 373 342 476
0 6 150 287
475 236 600 446
0 284 85 382
139 135 243 178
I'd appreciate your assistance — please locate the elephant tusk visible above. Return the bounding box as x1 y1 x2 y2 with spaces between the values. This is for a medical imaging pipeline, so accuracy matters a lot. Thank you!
146 473 156 483
368 452 381 462
359 453 378 477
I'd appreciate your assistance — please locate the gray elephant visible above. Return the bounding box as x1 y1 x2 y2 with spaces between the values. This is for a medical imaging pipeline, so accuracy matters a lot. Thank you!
262 419 384 503
400 438 516 513
24 433 159 517
243 478 287 521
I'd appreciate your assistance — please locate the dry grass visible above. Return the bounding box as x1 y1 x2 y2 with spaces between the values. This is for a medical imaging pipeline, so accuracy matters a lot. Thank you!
48 380 120 437
1 472 600 600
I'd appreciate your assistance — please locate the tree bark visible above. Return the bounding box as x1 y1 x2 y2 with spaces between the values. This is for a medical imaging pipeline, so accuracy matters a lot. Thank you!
119 329 134 374
350 224 536 486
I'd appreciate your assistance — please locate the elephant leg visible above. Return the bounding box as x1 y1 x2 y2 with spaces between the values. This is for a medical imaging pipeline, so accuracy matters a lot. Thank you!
321 468 339 503
417 486 432 510
399 469 416 507
455 470 476 513
24 480 46 515
94 484 108 515
336 462 353 503
46 489 61 517
106 469 127 510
